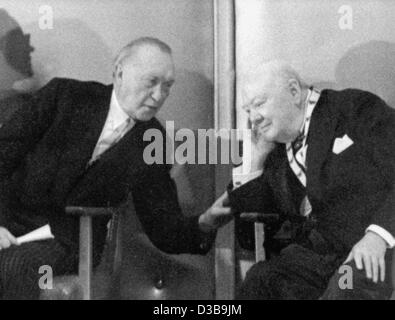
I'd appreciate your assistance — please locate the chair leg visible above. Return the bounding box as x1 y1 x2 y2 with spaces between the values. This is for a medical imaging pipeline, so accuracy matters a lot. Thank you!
254 222 265 262
79 216 93 300
107 211 123 299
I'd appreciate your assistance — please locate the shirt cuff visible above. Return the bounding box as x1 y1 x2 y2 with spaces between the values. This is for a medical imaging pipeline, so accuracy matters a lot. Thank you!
366 224 395 248
232 165 263 189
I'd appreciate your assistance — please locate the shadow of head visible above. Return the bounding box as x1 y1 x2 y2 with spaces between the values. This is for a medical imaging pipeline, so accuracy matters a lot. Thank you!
156 69 215 215
24 18 113 85
335 40 395 108
0 9 34 77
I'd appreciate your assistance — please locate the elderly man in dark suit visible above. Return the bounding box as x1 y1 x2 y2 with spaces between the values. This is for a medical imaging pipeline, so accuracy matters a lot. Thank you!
0 37 232 299
229 60 395 299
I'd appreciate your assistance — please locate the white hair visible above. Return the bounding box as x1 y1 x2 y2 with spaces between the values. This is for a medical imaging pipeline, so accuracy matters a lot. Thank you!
112 37 172 76
244 60 309 90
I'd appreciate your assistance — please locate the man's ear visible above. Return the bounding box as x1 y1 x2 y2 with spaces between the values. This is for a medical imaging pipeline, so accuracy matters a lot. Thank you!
113 63 123 82
288 78 302 104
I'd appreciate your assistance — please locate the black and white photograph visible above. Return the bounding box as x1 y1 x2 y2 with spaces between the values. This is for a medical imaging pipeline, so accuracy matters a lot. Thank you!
0 0 393 308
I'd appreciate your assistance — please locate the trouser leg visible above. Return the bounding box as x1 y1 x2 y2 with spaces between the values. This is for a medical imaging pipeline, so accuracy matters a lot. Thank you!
0 239 76 300
237 244 338 299
320 257 393 300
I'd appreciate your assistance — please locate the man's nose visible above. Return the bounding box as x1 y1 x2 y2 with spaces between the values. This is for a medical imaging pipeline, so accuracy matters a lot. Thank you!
249 109 264 126
151 84 166 102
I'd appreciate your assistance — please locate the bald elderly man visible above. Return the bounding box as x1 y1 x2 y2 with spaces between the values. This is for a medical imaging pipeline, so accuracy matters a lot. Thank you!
229 61 395 299
0 37 232 299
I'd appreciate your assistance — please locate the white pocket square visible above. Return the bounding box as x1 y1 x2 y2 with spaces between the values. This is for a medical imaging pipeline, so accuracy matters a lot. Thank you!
333 134 354 154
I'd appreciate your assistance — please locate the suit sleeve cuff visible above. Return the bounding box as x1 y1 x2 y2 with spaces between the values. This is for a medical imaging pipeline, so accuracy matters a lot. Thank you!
366 224 395 248
232 166 263 189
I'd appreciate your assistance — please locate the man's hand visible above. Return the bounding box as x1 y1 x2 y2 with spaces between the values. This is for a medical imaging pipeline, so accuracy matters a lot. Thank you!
0 227 19 250
344 231 387 283
198 192 233 233
243 122 275 173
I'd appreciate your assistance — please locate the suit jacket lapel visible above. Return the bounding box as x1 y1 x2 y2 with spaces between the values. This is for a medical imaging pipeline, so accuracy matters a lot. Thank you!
306 90 339 199
87 119 149 174
53 84 113 203
68 119 154 203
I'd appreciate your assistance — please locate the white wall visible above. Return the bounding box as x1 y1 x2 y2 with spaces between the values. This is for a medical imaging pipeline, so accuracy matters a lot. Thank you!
1 0 214 128
236 0 395 127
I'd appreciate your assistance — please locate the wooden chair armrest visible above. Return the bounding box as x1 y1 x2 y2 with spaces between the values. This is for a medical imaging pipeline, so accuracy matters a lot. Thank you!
65 206 119 300
65 206 116 216
239 212 280 223
238 212 280 263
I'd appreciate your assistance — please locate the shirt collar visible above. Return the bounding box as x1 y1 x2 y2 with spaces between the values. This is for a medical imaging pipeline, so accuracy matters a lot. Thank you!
298 88 311 135
107 90 135 130
299 87 320 138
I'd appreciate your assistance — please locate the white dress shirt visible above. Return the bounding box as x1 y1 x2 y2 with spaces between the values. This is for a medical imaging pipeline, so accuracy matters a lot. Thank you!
89 91 135 164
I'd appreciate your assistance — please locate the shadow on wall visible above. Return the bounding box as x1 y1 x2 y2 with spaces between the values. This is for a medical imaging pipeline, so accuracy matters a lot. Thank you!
24 18 113 85
158 69 214 129
118 70 215 300
158 69 215 217
117 203 214 300
314 40 395 109
117 158 216 299
0 9 37 123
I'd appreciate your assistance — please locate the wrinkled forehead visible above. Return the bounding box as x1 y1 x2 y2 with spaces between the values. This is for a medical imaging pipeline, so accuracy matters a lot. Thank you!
126 45 175 80
242 72 276 102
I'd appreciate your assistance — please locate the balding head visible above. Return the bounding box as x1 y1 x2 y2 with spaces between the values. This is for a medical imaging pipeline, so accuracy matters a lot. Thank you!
113 37 172 74
244 60 308 93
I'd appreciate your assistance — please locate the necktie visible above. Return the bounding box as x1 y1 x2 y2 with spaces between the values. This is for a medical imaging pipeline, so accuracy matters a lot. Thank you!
90 117 133 164
286 87 322 217
286 88 321 186
292 132 305 154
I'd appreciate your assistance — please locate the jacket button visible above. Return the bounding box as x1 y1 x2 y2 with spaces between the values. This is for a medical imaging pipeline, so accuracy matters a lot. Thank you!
155 279 164 289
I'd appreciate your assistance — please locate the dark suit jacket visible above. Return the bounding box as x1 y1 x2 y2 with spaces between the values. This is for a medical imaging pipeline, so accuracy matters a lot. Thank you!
0 78 213 259
0 90 32 125
230 89 395 256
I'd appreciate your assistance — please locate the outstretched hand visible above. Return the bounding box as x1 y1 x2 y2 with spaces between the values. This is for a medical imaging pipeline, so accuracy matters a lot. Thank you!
199 192 233 233
344 231 387 283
